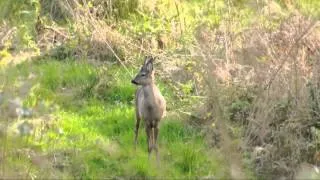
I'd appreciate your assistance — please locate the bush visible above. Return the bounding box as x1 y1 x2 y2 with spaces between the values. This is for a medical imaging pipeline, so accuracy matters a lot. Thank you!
0 0 40 50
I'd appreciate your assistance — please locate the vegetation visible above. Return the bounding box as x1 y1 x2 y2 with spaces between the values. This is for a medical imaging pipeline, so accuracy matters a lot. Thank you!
0 0 320 179
0 58 229 179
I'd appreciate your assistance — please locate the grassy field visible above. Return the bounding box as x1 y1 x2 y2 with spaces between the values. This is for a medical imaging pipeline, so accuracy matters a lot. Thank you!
1 0 319 179
0 58 229 179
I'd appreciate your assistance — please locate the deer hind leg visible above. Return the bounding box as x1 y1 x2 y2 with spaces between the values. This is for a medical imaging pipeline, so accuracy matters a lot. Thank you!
134 111 141 150
154 127 160 165
146 126 153 159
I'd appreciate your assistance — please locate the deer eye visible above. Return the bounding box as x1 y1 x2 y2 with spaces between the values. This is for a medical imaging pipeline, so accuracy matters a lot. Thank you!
141 73 146 77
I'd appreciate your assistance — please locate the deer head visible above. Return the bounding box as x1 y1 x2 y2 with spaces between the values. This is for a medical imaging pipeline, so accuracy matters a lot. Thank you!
131 56 155 86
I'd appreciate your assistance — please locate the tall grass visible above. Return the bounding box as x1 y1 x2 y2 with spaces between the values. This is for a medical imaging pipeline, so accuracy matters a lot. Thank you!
195 2 320 178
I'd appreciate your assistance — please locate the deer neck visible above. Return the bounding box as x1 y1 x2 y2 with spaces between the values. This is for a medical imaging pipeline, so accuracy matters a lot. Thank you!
142 83 158 104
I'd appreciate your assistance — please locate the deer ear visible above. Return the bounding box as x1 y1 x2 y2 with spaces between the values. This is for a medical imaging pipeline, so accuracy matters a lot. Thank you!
144 56 154 71
144 56 153 65
146 59 153 72
144 56 149 66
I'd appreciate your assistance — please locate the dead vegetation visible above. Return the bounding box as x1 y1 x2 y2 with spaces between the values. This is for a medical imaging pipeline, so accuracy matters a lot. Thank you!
195 10 320 179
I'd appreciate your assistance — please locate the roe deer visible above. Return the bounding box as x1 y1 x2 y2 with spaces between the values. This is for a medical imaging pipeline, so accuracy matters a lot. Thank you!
131 56 166 163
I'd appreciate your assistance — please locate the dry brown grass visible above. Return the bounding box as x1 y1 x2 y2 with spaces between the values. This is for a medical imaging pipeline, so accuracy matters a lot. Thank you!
194 9 320 179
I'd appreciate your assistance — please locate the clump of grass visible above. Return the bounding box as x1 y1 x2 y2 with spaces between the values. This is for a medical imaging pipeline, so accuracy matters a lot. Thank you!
125 153 158 178
178 144 201 174
161 119 199 143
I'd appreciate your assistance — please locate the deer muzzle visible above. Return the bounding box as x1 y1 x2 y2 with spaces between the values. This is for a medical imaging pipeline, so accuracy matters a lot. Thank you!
131 79 138 85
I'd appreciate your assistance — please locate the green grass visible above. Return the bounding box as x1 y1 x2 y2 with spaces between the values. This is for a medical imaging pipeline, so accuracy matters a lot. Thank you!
298 0 320 18
0 58 229 179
